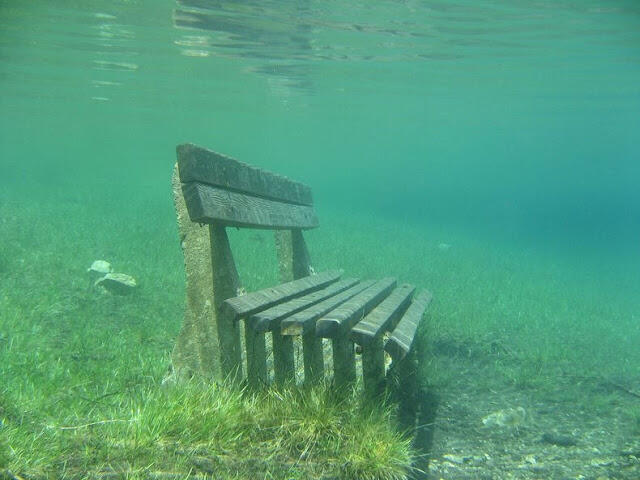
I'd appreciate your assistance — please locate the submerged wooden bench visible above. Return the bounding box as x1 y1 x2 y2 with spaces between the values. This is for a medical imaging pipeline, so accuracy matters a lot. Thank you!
169 143 432 399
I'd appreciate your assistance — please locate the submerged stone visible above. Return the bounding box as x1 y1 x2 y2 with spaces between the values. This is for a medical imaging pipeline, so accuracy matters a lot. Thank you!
482 407 526 428
540 432 577 447
95 272 137 295
87 260 113 278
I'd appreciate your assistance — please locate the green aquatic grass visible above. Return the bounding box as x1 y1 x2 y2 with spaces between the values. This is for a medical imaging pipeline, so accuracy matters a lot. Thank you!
1 186 639 476
1 379 412 478
0 191 414 478
625 406 640 436
313 208 640 379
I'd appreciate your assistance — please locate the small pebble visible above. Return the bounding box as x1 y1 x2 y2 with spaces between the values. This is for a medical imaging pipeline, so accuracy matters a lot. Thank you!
95 272 137 295
442 453 469 465
541 432 577 447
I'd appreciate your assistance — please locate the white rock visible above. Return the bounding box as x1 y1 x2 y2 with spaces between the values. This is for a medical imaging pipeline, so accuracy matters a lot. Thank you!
87 260 113 277
482 407 526 428
95 272 137 295
442 454 468 465
438 243 451 251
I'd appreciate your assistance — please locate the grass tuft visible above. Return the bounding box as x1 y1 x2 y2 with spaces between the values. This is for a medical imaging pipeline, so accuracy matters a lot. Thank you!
341 409 414 480
132 381 251 450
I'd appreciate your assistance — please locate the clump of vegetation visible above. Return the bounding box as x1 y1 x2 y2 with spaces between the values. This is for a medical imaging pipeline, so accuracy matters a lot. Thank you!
0 434 10 469
623 405 640 436
1 380 413 479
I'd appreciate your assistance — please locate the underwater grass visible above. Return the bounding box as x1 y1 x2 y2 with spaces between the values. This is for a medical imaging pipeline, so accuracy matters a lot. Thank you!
1 379 414 478
0 191 415 478
1 185 640 476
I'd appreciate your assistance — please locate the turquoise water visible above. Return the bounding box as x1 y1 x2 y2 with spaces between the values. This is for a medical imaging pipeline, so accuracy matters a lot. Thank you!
2 1 639 247
1 1 640 474
2 0 640 369
3 1 639 225
3 0 640 361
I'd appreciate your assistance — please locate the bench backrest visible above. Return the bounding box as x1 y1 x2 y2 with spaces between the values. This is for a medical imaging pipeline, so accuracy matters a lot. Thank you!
171 143 317 382
177 143 318 230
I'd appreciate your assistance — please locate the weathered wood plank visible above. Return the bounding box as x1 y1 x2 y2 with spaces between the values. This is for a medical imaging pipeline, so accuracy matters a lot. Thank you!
244 317 267 389
353 285 414 398
316 278 397 339
332 336 356 388
275 230 313 281
209 224 243 382
280 280 376 336
177 143 313 206
224 270 342 319
302 332 324 385
272 226 312 386
252 279 360 333
168 165 221 382
350 284 415 346
182 183 318 230
362 336 385 398
387 347 422 455
385 290 432 363
273 333 295 385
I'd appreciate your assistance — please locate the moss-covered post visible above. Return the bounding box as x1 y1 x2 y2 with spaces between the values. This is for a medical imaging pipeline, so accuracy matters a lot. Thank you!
169 165 243 384
169 165 222 382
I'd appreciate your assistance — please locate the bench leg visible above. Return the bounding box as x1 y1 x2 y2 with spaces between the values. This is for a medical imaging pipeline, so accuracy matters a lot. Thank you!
275 229 313 282
209 224 243 382
332 336 356 388
388 347 436 477
393 350 419 432
170 165 221 381
273 333 295 385
244 317 267 389
362 338 385 399
302 331 324 385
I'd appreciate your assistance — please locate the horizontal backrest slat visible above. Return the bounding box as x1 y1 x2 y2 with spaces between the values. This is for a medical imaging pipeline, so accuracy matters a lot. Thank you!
178 143 313 206
177 143 318 229
183 183 318 229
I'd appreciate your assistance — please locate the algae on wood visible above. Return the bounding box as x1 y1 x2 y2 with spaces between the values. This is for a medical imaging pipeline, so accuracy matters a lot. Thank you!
168 164 222 382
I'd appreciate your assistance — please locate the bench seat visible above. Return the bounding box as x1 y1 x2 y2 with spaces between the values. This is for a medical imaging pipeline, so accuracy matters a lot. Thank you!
224 270 431 389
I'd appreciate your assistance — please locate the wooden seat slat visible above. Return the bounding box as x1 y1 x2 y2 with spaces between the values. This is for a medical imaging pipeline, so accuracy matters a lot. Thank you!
316 278 397 338
224 270 342 319
178 143 314 206
182 183 319 230
280 280 376 336
350 284 416 346
251 278 361 333
385 290 432 362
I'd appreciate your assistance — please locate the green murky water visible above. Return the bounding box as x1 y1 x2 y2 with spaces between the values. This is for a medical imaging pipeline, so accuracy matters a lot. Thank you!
1 1 640 470
3 1 640 238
